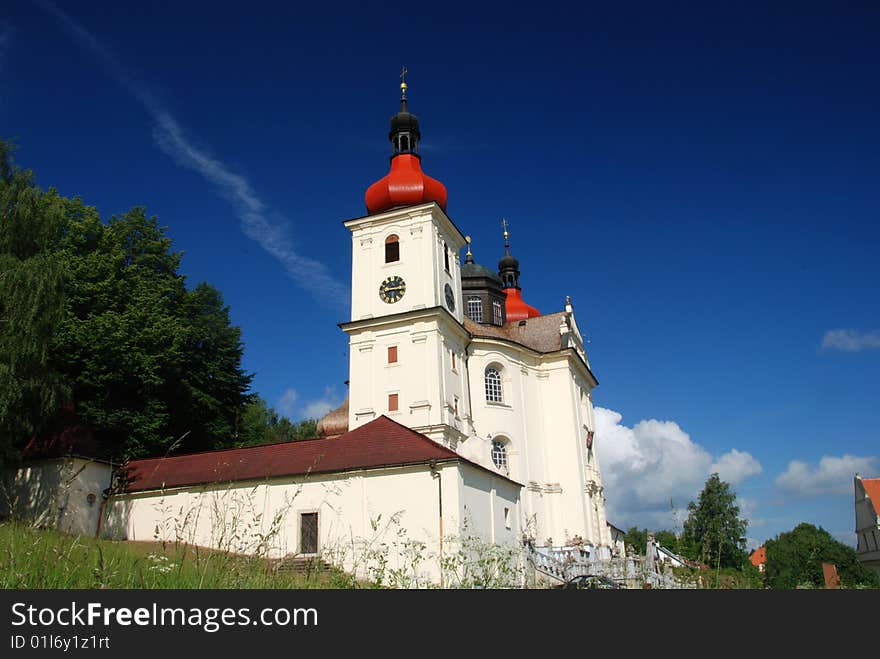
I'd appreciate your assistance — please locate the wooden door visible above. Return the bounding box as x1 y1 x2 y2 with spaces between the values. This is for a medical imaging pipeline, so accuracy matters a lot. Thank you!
300 512 318 554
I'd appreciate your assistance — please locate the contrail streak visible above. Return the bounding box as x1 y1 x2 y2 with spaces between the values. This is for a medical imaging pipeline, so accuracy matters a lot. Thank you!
34 0 348 304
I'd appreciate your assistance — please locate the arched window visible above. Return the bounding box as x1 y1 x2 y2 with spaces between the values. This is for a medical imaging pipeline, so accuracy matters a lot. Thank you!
485 366 503 403
385 234 400 263
467 296 483 322
444 242 450 272
492 300 503 326
491 439 508 472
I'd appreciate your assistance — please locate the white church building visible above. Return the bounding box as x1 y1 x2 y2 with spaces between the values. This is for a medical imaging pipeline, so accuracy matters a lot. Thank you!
95 77 614 585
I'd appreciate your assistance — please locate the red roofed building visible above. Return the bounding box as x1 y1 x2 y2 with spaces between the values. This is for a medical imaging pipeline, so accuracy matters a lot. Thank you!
1 406 114 537
104 416 521 585
855 475 880 576
749 546 767 573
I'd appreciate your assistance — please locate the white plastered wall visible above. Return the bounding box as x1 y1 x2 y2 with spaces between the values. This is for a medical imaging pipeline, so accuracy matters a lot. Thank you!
102 461 520 586
2 458 112 536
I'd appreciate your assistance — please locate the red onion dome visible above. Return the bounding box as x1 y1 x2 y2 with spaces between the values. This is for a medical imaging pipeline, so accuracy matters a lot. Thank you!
503 287 541 322
364 71 448 215
366 154 447 214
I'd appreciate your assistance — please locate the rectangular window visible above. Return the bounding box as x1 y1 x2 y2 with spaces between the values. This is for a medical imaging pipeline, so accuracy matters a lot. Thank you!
388 393 399 412
504 507 511 530
444 243 450 272
454 397 459 416
493 300 503 326
300 512 318 554
388 345 398 364
385 236 400 263
451 351 456 370
467 297 483 323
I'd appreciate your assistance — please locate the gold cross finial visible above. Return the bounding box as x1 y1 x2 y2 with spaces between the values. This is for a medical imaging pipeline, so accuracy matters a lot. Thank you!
465 235 472 258
502 218 510 248
400 66 408 99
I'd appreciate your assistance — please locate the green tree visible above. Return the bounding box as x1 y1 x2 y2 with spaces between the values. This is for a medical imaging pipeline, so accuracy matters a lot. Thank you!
764 523 880 589
654 529 680 555
623 527 647 555
166 282 253 452
681 473 748 569
51 206 257 459
0 142 68 463
236 396 318 447
51 206 188 458
0 140 259 461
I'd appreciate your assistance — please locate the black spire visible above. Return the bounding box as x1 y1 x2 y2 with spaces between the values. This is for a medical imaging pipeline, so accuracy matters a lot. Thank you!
389 66 420 157
498 218 520 289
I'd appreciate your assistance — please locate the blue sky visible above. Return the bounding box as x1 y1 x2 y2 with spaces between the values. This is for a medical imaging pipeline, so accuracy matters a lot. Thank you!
2 1 878 547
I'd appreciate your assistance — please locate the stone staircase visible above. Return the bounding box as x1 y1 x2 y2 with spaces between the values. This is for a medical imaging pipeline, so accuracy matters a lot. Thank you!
525 543 697 589
274 555 333 575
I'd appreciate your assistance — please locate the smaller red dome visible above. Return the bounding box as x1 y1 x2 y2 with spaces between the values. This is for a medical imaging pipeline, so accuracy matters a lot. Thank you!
365 154 447 215
504 288 541 322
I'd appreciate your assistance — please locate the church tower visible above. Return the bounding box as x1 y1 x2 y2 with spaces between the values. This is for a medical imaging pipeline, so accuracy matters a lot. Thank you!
341 72 472 448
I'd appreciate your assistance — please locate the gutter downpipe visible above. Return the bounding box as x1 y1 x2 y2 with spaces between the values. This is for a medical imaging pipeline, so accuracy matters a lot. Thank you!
430 460 444 588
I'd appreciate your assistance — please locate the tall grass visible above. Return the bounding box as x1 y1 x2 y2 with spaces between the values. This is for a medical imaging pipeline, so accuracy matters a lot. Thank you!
0 522 356 589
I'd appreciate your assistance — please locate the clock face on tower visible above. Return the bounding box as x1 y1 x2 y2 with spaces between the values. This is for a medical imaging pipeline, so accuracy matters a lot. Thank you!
379 276 406 304
444 283 455 312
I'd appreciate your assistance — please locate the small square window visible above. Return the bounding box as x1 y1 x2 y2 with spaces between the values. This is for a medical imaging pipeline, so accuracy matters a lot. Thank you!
388 345 398 364
388 393 399 412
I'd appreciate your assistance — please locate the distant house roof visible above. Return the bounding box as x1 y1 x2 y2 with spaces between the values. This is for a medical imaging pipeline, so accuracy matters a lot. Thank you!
749 546 767 567
607 522 625 535
120 415 521 493
21 406 109 463
862 478 880 512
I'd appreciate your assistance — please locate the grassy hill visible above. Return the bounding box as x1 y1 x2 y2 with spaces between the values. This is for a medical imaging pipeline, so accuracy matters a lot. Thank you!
0 522 356 589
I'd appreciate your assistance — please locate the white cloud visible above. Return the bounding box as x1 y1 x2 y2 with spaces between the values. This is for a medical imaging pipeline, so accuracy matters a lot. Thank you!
301 388 343 420
775 454 877 497
275 388 298 417
274 386 342 420
821 329 880 352
711 449 763 485
595 407 762 531
35 0 347 305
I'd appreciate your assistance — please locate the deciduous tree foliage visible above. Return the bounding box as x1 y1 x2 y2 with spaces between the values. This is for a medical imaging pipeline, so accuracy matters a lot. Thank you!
0 143 68 464
236 396 317 447
623 527 680 556
764 523 880 589
681 473 748 569
1 140 263 461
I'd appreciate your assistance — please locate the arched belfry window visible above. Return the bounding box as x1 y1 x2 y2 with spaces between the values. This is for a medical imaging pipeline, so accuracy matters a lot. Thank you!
485 366 503 403
385 234 400 263
491 439 509 473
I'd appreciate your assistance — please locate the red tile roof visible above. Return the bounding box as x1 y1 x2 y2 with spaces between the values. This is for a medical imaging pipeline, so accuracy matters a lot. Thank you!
862 478 880 513
749 546 766 567
22 407 107 462
120 415 516 493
